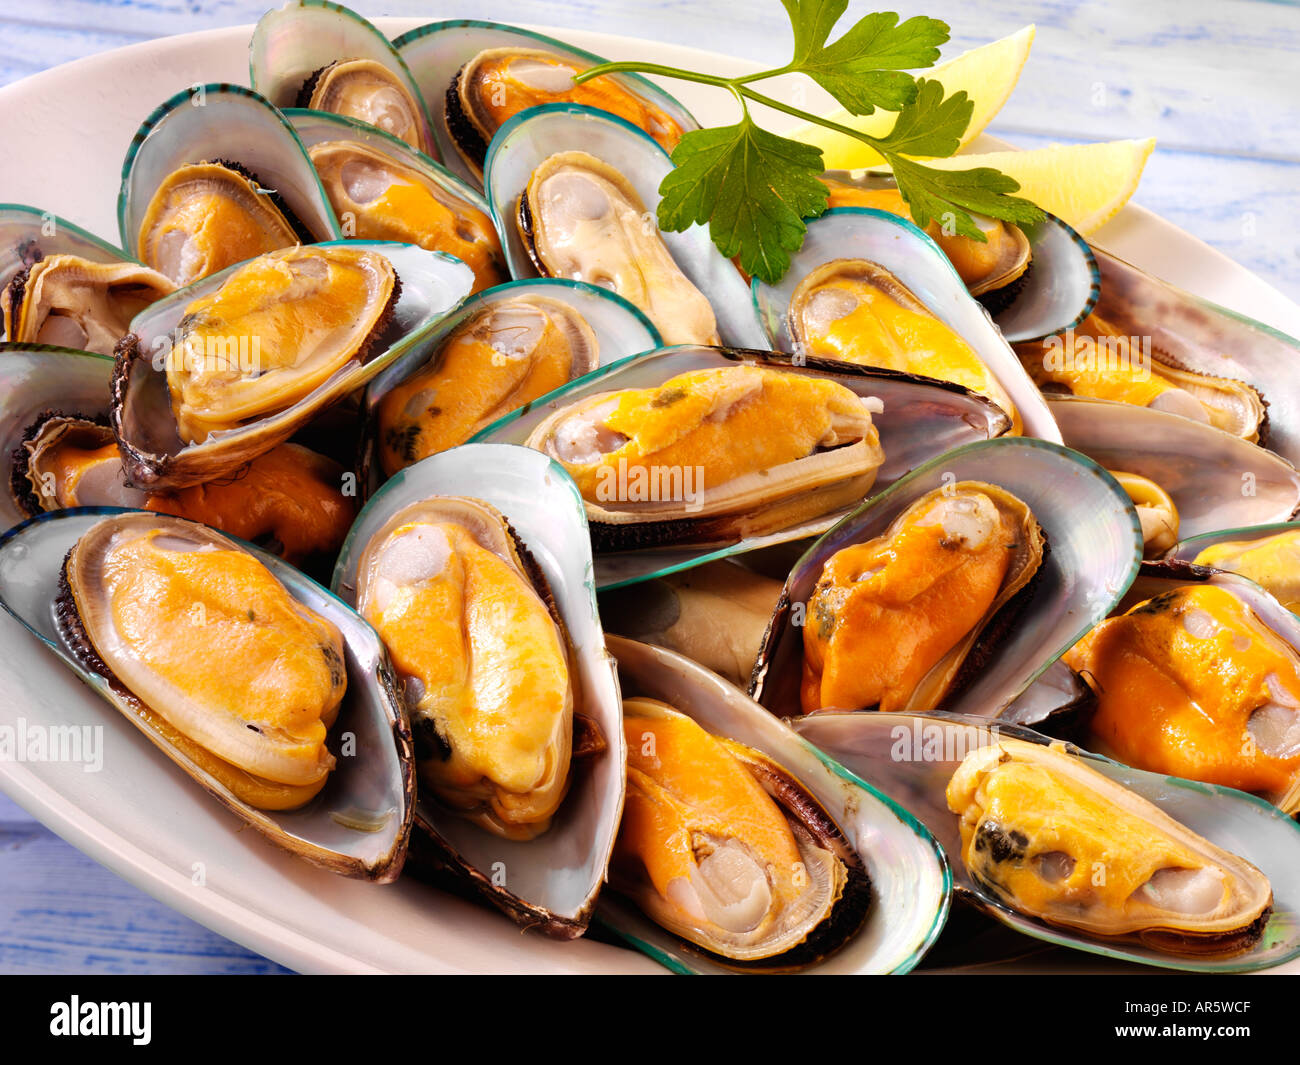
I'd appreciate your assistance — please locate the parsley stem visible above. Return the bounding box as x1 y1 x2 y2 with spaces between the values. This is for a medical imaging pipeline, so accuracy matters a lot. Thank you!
735 86 888 153
572 61 733 90
574 59 892 157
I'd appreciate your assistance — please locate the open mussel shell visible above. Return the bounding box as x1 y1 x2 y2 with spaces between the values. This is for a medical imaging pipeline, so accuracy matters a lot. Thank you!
820 171 1100 344
752 437 1143 720
250 0 436 158
0 344 121 526
0 507 415 880
751 208 1060 441
1050 394 1300 538
1168 522 1300 613
359 277 663 495
482 103 767 350
1 205 176 353
1086 245 1300 463
285 107 503 290
117 83 342 265
1 203 138 295
602 636 949 973
394 19 698 188
474 345 1013 588
792 712 1300 971
332 443 625 936
113 240 474 491
1069 562 1300 816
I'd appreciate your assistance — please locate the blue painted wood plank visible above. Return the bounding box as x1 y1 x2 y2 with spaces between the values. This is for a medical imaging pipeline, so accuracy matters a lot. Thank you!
0 791 289 974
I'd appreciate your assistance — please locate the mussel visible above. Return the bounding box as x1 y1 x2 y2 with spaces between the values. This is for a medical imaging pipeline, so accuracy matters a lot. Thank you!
948 737 1273 955
305 134 505 293
448 49 684 178
787 258 1021 430
352 497 580 841
524 364 885 552
612 696 870 966
801 481 1044 714
1190 528 1300 612
518 150 720 346
136 161 307 286
0 508 415 879
1065 581 1300 814
112 241 473 491
2 254 174 354
375 294 598 476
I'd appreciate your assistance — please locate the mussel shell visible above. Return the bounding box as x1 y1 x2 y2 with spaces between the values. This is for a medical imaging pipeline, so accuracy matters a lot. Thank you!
751 437 1144 721
482 103 767 349
602 636 949 974
1088 245 1300 463
793 712 1300 971
474 345 1014 588
752 208 1060 441
0 507 415 880
393 19 698 188
1048 394 1300 538
0 344 118 526
359 277 662 496
249 0 437 157
332 443 625 937
1 204 144 314
112 240 474 491
819 171 1100 344
117 83 342 263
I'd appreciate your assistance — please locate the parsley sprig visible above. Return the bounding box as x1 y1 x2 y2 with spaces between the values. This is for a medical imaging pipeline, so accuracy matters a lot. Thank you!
571 2 1044 283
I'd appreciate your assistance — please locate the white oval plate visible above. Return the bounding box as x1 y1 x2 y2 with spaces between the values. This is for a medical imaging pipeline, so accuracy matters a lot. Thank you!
1 18 1299 975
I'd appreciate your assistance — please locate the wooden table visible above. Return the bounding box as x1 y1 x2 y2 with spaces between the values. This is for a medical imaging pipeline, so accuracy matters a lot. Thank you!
1 0 1297 975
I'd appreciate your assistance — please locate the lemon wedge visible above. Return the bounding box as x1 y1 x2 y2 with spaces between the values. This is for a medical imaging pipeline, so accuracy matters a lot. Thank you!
786 24 1036 169
923 138 1156 233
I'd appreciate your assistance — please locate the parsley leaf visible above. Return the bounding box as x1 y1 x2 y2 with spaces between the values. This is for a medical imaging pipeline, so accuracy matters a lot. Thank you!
799 11 949 115
890 155 1044 240
659 117 829 283
874 77 972 157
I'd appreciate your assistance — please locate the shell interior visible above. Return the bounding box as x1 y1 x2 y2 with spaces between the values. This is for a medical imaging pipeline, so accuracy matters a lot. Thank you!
0 507 414 880
332 443 625 935
472 345 1014 589
482 103 767 350
1049 394 1300 538
601 635 949 974
792 712 1300 972
751 436 1143 721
